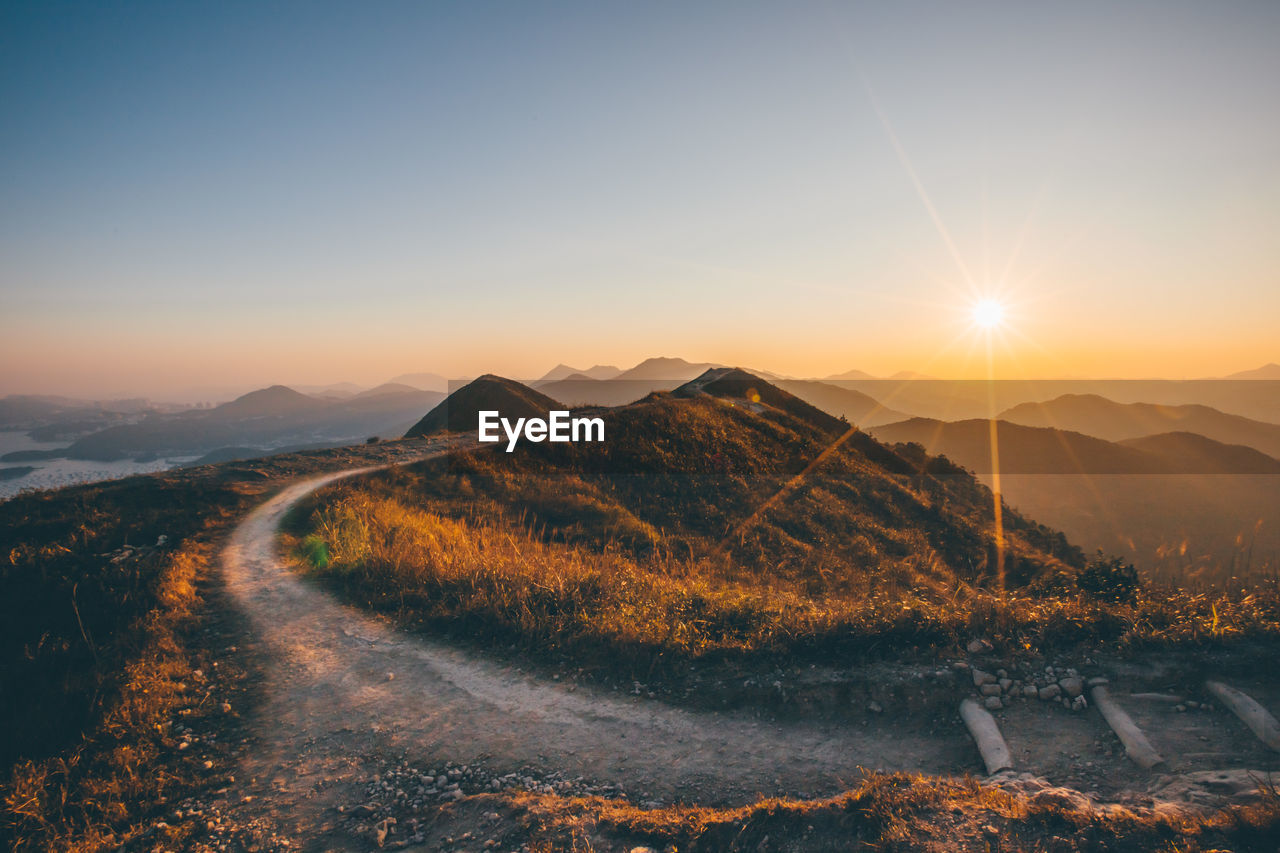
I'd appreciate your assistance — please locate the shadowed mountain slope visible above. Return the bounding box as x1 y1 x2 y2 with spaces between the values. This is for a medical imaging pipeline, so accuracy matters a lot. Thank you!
404 375 565 437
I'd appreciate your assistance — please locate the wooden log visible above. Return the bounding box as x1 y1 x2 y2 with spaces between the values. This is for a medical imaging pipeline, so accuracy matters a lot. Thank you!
960 697 1013 774
1090 686 1164 769
1206 681 1280 751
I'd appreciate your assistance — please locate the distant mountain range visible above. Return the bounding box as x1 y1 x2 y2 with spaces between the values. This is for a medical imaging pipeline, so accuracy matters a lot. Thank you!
869 415 1280 579
869 417 1280 474
536 364 623 382
1 384 444 463
998 394 1280 459
1223 363 1280 380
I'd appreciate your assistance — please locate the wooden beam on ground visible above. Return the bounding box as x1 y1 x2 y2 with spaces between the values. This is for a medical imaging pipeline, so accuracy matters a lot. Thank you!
1090 686 1164 769
960 697 1013 774
1206 680 1280 752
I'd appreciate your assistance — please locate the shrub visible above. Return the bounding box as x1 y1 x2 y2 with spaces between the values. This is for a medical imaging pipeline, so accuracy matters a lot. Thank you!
1077 552 1141 603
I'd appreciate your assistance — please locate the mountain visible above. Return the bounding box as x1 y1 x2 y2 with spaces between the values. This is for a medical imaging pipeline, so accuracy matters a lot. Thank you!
294 382 365 398
809 380 1280 425
537 364 623 382
869 417 1280 578
773 380 910 428
534 377 654 407
404 375 565 437
1118 431 1280 474
998 394 1280 458
537 364 583 383
1224 363 1280 380
582 364 623 380
353 382 423 400
408 369 1081 588
825 368 877 381
615 356 722 382
210 385 327 419
675 368 847 432
386 372 451 393
869 418 1154 474
11 384 445 462
869 418 1280 474
531 357 728 408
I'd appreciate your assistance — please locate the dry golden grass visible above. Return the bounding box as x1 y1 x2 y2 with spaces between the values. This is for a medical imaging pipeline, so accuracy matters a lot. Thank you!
294 487 1280 675
2 542 212 851
505 771 1280 851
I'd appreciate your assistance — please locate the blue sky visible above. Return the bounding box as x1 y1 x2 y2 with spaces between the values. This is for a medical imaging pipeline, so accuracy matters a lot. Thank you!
2 1 1278 397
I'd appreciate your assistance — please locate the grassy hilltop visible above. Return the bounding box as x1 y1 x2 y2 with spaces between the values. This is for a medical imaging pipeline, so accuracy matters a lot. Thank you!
291 370 1280 687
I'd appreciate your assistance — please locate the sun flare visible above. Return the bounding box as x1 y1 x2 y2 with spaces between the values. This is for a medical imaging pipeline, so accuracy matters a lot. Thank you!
972 298 1006 330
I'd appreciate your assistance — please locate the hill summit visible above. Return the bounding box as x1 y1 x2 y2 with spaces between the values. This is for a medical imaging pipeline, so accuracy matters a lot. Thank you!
675 368 846 432
404 374 564 437
403 369 1081 588
212 385 325 419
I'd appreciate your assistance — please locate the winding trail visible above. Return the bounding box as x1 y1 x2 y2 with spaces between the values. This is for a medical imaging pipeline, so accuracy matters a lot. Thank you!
217 462 1280 845
220 465 965 840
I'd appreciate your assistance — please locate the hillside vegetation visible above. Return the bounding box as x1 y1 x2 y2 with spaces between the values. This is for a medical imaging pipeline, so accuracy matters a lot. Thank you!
0 441 439 850
293 372 1280 683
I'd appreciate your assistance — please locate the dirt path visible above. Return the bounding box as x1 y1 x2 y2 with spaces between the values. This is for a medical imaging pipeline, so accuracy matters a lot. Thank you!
219 467 968 840
216 465 1280 848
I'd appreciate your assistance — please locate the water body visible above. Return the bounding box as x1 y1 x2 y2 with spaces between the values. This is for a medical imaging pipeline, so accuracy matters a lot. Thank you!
0 431 198 501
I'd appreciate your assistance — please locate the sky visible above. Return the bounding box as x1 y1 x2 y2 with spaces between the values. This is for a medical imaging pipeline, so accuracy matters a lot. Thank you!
2 1 1278 399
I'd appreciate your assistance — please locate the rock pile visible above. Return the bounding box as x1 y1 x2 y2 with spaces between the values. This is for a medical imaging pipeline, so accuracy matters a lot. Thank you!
964 663 1101 712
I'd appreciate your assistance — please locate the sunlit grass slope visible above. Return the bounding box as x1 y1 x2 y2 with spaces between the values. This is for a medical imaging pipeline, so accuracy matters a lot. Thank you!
294 374 1280 674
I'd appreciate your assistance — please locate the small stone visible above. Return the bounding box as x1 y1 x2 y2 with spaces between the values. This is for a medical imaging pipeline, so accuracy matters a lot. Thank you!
998 678 1013 692
996 669 1008 679
1039 684 1062 701
984 696 1003 710
973 669 996 687
1059 677 1084 698
1175 704 1187 712
1023 685 1038 697
1071 695 1088 711
868 701 883 713
968 638 994 654
981 683 1002 697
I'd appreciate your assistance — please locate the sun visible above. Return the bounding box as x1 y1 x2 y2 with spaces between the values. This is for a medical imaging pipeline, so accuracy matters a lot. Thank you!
972 298 1006 330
